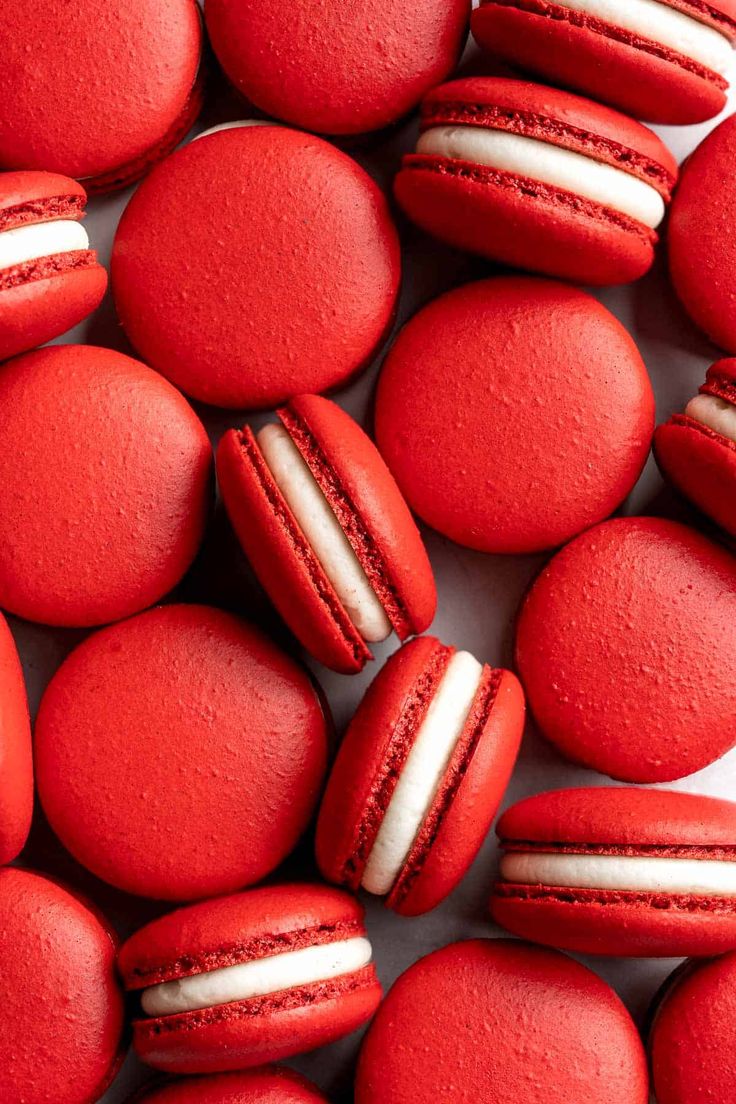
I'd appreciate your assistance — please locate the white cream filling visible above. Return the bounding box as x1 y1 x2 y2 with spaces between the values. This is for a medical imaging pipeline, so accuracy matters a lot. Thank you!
501 851 736 896
141 935 373 1017
686 393 736 442
550 0 733 76
416 125 666 228
257 423 392 643
0 219 89 272
192 120 277 141
362 651 484 896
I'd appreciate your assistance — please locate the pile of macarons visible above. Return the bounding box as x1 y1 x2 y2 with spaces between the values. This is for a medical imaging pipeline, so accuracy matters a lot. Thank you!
2 1 736 1102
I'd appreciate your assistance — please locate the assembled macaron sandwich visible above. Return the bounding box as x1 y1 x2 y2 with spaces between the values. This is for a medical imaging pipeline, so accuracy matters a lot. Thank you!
0 172 106 360
394 77 678 285
217 395 436 674
118 885 381 1073
316 636 525 915
492 787 736 957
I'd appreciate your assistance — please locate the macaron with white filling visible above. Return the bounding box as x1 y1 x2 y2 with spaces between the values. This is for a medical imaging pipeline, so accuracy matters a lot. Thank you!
316 635 525 915
394 77 677 285
472 0 736 124
491 787 736 957
216 395 436 674
0 172 106 360
654 358 736 539
118 885 382 1074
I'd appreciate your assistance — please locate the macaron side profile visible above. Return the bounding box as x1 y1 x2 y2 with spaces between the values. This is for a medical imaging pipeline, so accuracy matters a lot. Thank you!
316 636 525 915
0 613 32 865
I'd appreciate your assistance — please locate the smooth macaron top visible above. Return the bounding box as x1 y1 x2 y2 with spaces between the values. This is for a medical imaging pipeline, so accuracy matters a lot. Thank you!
355 939 649 1103
0 868 124 1104
0 170 88 214
0 0 203 188
129 1068 328 1102
515 517 736 782
0 613 32 865
375 276 654 554
205 0 470 135
34 605 329 901
112 124 401 409
0 345 212 627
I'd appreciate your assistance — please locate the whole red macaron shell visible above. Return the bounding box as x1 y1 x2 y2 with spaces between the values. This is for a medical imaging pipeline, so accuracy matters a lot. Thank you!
375 276 654 554
0 0 203 192
217 394 436 674
669 113 736 352
0 172 107 359
205 0 469 135
650 952 736 1103
394 77 677 285
34 604 329 900
654 358 736 538
355 938 649 1103
0 867 125 1104
119 885 381 1074
128 1068 328 1102
471 0 736 125
112 125 401 409
0 613 32 864
515 517 736 782
0 345 212 627
492 787 736 957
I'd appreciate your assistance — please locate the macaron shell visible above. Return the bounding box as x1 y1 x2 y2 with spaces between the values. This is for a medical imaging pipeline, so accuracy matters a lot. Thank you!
669 113 736 351
205 0 470 135
654 415 736 537
0 613 32 864
0 170 89 209
0 262 108 360
0 868 125 1104
515 517 736 781
129 1067 329 1102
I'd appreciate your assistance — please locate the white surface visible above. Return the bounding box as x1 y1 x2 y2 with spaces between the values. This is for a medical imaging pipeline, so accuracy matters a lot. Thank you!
686 393 736 440
501 851 736 896
0 219 88 271
10 35 736 1104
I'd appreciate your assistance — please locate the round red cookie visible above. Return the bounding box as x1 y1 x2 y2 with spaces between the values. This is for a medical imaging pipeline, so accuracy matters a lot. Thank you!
0 345 212 627
316 636 525 915
355 939 648 1103
128 1068 328 1103
216 394 436 674
394 77 677 285
0 0 203 192
654 357 736 538
0 612 31 864
375 277 654 554
0 868 125 1104
649 953 736 1102
112 124 401 409
0 172 107 359
471 0 736 125
119 884 381 1074
34 604 329 900
515 517 736 781
205 0 469 135
669 113 736 353
492 787 736 957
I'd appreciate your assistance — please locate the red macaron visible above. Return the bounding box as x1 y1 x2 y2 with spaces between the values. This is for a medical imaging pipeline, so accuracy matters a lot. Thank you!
669 112 736 353
34 604 329 900
205 0 470 136
0 867 125 1104
375 277 654 554
217 395 436 674
0 171 106 360
471 0 736 125
492 787 736 958
316 636 525 915
515 517 736 782
128 1068 328 1103
119 884 382 1074
394 77 677 285
112 124 401 409
0 345 212 627
649 953 736 1102
0 613 31 865
654 357 736 539
0 0 203 192
355 938 649 1103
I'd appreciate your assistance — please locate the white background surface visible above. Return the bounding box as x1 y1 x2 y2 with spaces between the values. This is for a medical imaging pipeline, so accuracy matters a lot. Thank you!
11 25 736 1104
